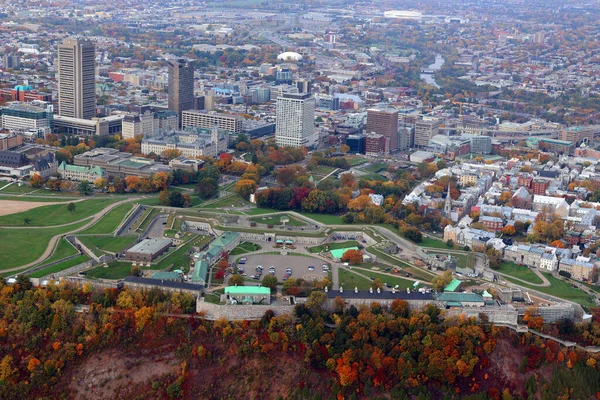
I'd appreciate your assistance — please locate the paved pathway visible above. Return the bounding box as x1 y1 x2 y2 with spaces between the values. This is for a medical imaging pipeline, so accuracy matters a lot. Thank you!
4 198 139 274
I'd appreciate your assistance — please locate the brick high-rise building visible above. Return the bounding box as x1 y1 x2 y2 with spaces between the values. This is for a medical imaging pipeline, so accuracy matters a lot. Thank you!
365 108 398 151
57 38 96 120
168 59 195 128
531 179 550 195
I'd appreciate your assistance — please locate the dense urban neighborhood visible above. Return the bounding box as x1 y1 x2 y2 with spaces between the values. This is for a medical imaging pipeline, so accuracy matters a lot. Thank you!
1 0 600 399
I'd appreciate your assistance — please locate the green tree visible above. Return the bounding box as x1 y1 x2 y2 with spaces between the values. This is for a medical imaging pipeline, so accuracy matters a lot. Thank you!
77 180 93 196
261 275 278 291
67 202 76 213
195 178 219 200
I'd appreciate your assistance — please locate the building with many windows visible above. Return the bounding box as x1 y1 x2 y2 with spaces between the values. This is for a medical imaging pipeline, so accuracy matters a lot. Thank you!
275 92 316 148
141 127 228 158
58 161 105 181
181 110 242 133
168 59 195 128
122 111 157 139
414 118 440 148
0 101 54 134
53 115 123 137
57 38 96 120
365 108 399 151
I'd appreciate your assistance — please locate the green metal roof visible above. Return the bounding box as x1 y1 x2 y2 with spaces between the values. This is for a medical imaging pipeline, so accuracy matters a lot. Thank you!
212 231 240 248
330 247 359 259
446 301 462 307
225 286 270 296
150 271 181 281
192 260 208 284
58 161 104 176
444 278 462 292
438 292 484 303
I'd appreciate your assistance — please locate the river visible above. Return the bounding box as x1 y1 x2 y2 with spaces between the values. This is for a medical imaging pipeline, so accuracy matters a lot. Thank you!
420 54 444 88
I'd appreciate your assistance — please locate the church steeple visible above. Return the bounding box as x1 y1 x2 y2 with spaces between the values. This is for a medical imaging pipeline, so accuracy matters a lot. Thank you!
444 181 452 218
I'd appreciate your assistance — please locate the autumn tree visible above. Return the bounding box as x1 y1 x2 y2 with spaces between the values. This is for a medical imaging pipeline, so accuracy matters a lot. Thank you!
228 275 244 286
162 149 182 161
30 174 45 188
235 179 258 200
371 278 383 291
261 275 278 291
341 249 363 264
432 270 454 292
502 225 516 236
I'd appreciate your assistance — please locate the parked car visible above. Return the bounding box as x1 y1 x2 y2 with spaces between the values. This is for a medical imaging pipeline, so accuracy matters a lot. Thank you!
308 266 314 271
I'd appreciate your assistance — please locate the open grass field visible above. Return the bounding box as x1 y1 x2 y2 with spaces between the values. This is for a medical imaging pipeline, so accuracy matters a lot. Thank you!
0 198 120 226
249 214 306 226
308 240 359 254
504 272 596 308
78 235 137 255
29 255 90 279
498 261 543 284
0 219 90 270
230 241 262 256
419 237 449 249
79 203 134 235
360 162 388 174
352 268 417 290
153 235 213 272
86 261 139 280
359 173 388 182
301 212 344 225
344 156 369 167
38 238 79 266
0 195 68 202
339 268 372 291
201 194 251 210
310 166 336 175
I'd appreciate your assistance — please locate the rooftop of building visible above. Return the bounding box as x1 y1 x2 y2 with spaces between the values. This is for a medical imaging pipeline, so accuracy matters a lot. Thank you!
127 238 172 254
225 286 271 296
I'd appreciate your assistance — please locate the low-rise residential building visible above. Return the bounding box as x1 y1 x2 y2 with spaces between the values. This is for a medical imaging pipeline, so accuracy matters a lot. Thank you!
480 215 503 232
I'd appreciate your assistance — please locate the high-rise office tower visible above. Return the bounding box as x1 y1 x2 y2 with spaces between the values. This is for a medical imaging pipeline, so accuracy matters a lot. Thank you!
414 118 440 148
365 108 399 151
275 93 315 148
168 58 195 127
57 38 96 119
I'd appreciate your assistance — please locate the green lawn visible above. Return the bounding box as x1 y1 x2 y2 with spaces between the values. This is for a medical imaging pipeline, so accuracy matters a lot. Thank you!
344 156 369 167
0 198 121 227
353 268 418 290
0 219 90 270
311 166 336 175
308 240 359 254
0 184 38 194
360 162 388 174
583 282 600 294
86 261 138 280
339 268 372 291
419 237 448 249
134 197 162 206
301 213 345 225
504 272 596 308
29 255 90 278
38 238 79 266
359 173 388 182
78 235 137 255
230 241 262 256
497 261 543 284
153 235 213 272
79 203 134 234
365 247 435 282
201 194 251 210
0 195 67 202
249 214 305 226
135 208 162 232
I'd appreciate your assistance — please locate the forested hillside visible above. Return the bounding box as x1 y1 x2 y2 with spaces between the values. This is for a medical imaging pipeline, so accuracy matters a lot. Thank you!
0 277 599 399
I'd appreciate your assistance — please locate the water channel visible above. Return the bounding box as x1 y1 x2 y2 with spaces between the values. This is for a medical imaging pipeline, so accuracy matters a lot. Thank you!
420 54 445 88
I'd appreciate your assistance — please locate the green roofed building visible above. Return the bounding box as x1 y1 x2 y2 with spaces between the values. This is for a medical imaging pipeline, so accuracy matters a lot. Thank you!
192 259 209 285
150 271 182 282
330 247 360 261
438 292 485 307
57 161 104 182
444 278 462 293
224 286 271 305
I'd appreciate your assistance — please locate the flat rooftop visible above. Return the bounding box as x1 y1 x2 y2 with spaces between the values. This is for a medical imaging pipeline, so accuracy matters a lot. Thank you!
127 238 172 254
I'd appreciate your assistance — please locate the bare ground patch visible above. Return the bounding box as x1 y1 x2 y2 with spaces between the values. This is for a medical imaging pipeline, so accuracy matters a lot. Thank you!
0 200 80 217
68 347 180 400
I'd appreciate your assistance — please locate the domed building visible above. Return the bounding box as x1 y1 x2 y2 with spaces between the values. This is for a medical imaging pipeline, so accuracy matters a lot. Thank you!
277 52 303 62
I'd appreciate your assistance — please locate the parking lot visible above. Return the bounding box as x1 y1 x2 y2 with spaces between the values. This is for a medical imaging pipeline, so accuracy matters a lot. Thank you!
236 254 329 282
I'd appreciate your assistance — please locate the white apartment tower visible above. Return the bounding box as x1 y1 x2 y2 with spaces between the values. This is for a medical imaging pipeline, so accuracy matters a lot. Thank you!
57 38 96 120
275 93 315 148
